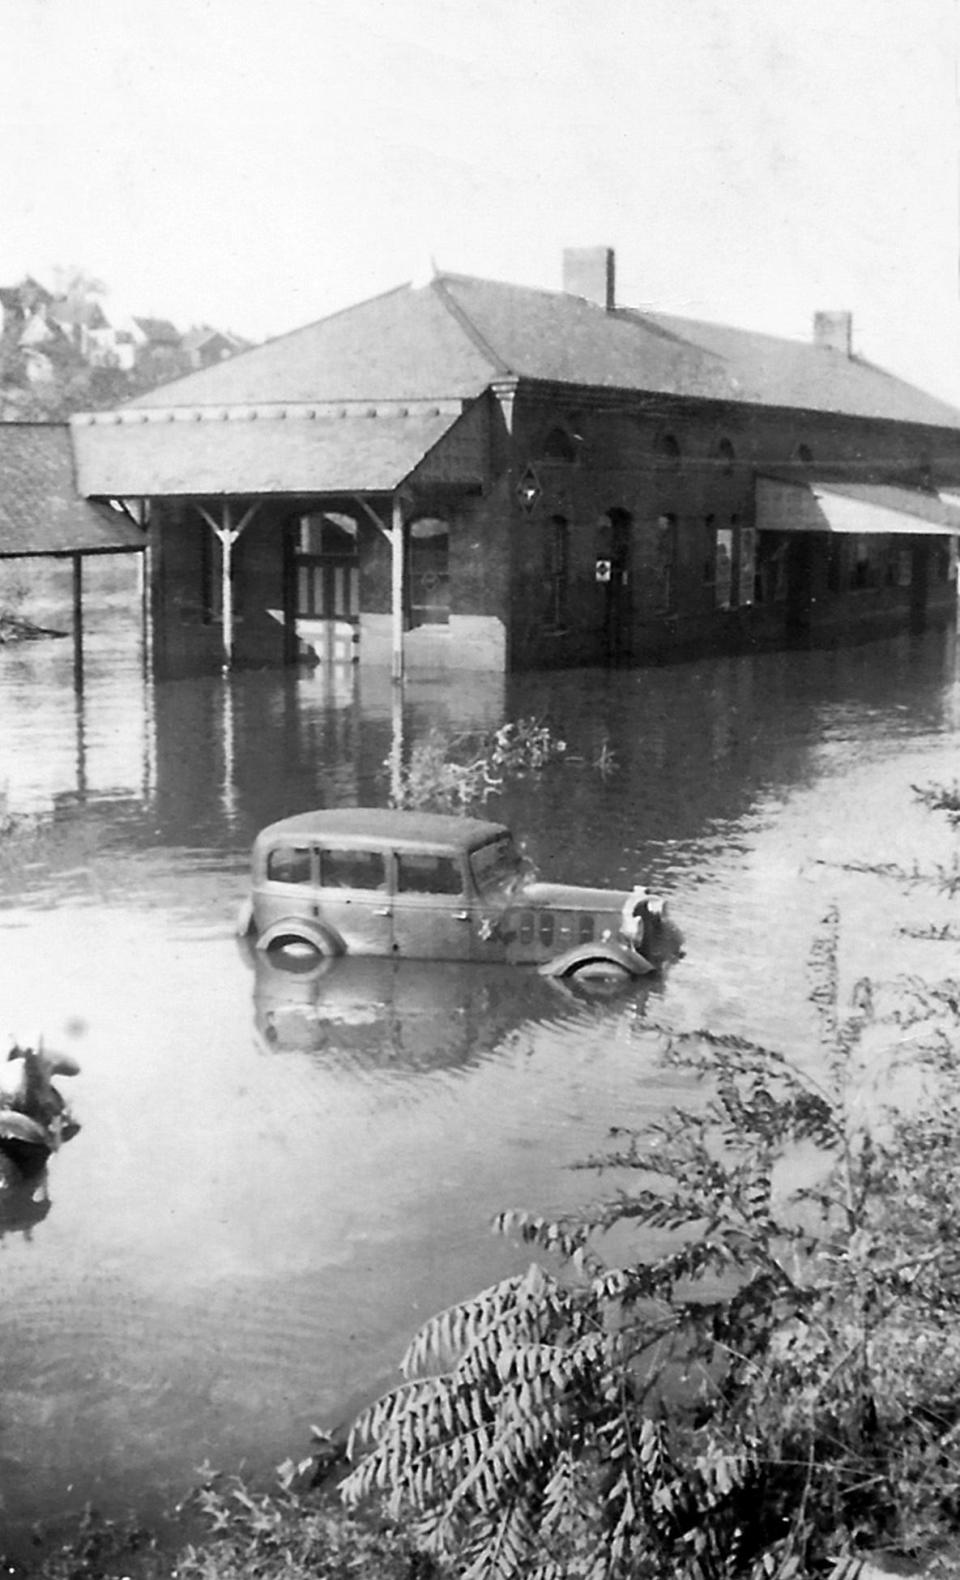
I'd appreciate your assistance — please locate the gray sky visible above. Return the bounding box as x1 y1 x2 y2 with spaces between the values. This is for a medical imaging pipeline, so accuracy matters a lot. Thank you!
3 0 960 401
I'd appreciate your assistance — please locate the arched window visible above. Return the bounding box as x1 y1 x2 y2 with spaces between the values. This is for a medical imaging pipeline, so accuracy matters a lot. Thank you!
595 507 632 579
716 437 735 475
539 426 579 462
658 432 681 469
795 443 814 465
656 514 678 612
543 515 570 629
703 514 716 583
408 517 450 626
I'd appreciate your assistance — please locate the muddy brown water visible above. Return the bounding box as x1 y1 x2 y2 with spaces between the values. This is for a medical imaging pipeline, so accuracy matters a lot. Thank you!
1 603 959 1546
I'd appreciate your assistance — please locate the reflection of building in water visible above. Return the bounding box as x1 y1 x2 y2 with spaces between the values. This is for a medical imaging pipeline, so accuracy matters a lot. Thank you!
147 664 509 840
0 638 153 817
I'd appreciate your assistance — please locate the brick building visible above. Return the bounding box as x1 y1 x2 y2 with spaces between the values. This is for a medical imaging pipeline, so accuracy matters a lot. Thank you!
69 249 960 678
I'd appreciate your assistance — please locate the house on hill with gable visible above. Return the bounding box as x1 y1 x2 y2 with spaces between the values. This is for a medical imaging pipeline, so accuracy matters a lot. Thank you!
69 247 960 679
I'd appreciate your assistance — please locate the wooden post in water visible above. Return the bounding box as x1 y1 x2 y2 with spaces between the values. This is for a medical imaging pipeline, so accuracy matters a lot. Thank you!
220 501 237 670
391 493 405 684
196 502 259 672
72 552 84 693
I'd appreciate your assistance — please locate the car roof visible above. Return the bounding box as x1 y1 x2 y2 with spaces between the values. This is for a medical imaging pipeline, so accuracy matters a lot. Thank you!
254 806 509 853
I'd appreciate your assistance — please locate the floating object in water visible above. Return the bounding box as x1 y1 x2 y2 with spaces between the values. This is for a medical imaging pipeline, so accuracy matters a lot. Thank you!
0 1041 81 1183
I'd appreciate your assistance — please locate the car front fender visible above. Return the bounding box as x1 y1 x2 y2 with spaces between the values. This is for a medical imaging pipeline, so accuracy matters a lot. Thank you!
538 939 656 981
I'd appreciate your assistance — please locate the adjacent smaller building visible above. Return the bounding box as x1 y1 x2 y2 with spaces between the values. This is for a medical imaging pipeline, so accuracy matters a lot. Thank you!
0 423 146 681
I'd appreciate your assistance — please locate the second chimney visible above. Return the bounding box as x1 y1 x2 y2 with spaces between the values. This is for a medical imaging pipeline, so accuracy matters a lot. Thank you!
563 247 616 311
813 310 853 357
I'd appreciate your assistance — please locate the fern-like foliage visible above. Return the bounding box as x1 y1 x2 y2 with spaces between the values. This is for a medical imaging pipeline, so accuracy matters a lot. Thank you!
341 878 960 1578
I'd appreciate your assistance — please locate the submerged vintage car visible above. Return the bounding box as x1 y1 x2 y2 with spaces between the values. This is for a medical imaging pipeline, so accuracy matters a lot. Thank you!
237 808 674 988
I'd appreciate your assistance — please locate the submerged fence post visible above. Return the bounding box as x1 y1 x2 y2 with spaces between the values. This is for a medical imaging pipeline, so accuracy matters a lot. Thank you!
72 551 84 693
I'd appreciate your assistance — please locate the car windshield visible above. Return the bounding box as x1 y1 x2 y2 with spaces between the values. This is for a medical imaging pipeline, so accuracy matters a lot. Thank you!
470 834 524 896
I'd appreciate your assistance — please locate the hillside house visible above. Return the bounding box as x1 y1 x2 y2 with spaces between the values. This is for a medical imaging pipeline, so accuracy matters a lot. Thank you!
69 249 960 678
183 325 251 370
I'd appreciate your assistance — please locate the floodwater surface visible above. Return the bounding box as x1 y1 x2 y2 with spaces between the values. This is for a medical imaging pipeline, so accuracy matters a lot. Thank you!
1 604 960 1547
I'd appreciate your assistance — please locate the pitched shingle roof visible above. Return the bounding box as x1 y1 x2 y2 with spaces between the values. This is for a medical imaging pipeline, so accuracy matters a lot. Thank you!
0 425 145 555
71 400 481 497
637 309 960 429
120 272 960 432
128 284 495 407
133 317 181 345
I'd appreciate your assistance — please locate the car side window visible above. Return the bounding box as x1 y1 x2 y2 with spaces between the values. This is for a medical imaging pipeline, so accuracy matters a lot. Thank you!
320 847 387 891
267 844 312 884
395 852 464 896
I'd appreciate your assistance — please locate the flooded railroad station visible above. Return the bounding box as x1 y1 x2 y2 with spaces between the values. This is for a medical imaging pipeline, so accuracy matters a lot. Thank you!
1 581 960 1545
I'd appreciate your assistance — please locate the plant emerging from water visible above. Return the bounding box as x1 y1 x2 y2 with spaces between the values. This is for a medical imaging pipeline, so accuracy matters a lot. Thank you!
174 1469 440 1580
387 718 568 813
339 888 960 1579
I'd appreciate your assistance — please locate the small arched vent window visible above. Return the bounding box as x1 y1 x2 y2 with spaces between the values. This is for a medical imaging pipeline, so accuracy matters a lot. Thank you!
539 426 579 462
408 517 450 627
658 432 681 469
717 438 735 475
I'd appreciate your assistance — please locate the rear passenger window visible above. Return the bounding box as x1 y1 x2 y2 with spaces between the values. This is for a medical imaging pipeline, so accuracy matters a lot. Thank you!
396 853 463 895
320 848 386 890
267 845 312 884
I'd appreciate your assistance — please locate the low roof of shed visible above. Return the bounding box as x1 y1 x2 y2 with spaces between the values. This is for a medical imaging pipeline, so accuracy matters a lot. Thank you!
0 424 145 556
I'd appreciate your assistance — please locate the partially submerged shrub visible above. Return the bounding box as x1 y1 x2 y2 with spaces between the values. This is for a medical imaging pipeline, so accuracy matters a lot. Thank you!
340 901 960 1579
387 718 567 813
178 1469 441 1580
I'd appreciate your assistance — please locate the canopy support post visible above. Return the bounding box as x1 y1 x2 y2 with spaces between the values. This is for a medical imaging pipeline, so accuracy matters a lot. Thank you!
220 502 238 670
391 493 405 684
197 501 260 671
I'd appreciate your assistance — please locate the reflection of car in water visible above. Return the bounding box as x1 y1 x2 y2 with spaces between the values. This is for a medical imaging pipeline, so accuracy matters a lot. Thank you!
238 808 676 991
243 944 603 1069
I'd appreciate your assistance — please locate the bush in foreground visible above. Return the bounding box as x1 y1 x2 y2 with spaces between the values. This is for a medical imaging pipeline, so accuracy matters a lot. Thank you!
6 1477 442 1580
340 897 960 1579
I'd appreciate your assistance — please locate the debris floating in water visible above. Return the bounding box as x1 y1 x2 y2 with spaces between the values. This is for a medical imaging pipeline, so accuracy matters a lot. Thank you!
0 613 66 644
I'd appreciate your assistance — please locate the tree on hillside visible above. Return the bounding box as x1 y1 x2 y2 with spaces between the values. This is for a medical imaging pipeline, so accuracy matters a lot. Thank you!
0 269 241 419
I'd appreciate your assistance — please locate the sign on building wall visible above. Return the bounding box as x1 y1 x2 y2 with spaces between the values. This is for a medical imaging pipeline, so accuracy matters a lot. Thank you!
715 528 733 609
738 527 756 607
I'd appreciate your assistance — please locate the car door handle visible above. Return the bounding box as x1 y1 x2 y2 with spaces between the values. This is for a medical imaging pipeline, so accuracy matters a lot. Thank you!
373 907 392 917
453 911 471 921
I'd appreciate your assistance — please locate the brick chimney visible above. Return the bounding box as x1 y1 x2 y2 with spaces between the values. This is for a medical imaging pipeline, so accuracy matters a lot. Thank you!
562 247 616 311
813 311 853 356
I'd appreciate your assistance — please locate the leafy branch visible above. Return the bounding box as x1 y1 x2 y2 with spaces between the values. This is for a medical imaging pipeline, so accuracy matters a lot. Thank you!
337 797 960 1578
